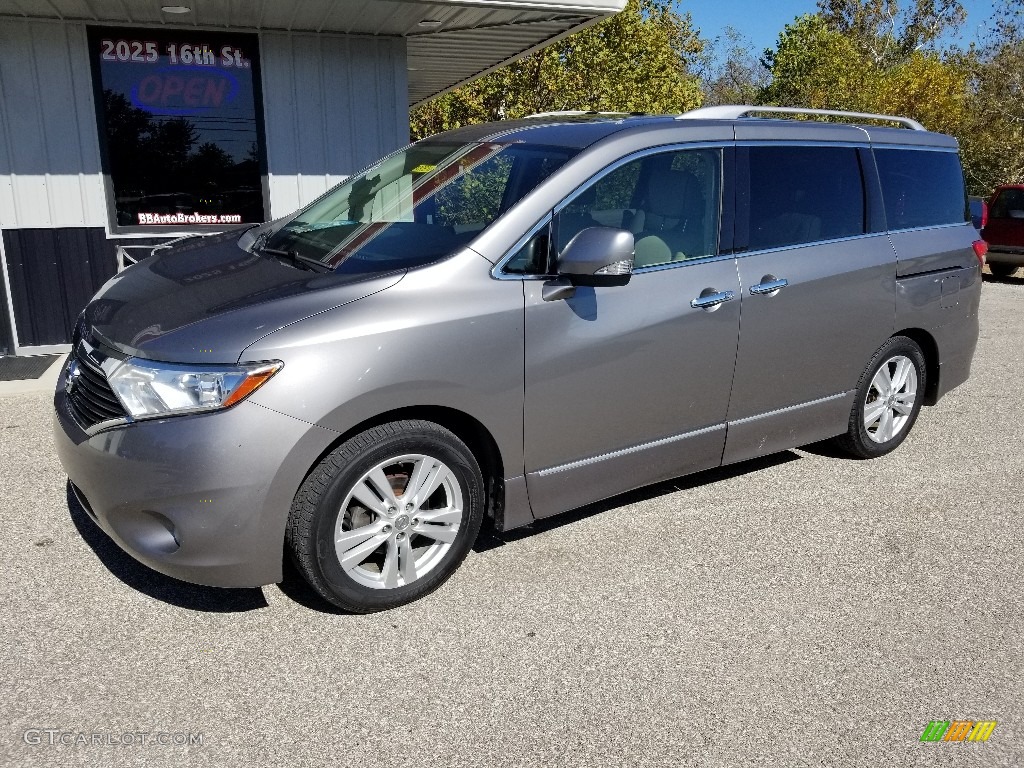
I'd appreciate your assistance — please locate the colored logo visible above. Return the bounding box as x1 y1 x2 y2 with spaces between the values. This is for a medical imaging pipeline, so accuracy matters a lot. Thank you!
920 720 997 742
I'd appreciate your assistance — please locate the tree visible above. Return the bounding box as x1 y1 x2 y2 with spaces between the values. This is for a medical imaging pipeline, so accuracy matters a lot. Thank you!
411 0 705 139
817 0 966 64
701 26 769 107
962 0 1024 191
760 3 972 141
761 15 867 110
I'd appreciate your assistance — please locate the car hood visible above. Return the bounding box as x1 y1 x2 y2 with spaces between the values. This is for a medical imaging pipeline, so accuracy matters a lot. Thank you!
83 229 404 364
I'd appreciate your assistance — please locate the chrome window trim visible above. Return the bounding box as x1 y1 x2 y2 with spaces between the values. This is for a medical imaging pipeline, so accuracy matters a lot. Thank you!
736 231 890 259
632 252 736 273
493 141 730 280
871 144 960 153
736 140 957 153
736 140 871 149
885 221 972 236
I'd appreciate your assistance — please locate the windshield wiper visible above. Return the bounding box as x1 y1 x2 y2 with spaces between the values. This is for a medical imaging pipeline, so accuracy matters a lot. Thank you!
257 245 331 273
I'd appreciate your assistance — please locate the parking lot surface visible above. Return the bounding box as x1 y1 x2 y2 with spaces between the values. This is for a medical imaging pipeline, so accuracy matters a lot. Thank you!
2 278 1021 767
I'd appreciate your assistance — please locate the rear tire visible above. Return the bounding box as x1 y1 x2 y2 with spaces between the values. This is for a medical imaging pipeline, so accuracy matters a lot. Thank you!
988 262 1018 279
287 420 484 613
834 336 926 459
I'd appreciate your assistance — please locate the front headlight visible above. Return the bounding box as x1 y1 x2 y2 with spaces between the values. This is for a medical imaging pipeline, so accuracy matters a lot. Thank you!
107 359 283 419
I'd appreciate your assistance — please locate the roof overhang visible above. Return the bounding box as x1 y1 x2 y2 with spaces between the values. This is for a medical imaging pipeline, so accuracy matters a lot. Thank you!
0 0 627 106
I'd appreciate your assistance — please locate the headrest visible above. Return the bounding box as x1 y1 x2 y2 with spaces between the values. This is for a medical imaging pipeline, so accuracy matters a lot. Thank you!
645 166 698 219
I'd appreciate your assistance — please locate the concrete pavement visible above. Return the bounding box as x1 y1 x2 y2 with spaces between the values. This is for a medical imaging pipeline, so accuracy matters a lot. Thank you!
1 278 1021 767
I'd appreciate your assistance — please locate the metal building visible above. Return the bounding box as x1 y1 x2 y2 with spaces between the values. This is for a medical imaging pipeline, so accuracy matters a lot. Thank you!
0 0 624 355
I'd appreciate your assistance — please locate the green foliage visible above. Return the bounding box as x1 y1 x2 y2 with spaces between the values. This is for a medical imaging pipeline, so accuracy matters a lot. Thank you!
434 155 513 228
816 0 966 64
701 27 769 107
759 3 980 190
962 0 1024 191
410 0 705 139
407 0 1021 196
761 15 867 110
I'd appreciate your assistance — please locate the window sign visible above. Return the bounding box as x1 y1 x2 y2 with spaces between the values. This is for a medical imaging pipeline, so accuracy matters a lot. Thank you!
89 28 267 229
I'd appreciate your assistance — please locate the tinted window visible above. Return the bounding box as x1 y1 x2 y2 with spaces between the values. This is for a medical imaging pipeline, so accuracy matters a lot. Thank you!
990 188 1024 219
89 28 266 230
748 146 865 251
267 141 576 274
505 148 723 275
876 148 967 230
558 148 722 269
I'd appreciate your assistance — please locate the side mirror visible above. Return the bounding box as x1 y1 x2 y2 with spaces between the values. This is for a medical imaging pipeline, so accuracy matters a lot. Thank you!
557 227 634 287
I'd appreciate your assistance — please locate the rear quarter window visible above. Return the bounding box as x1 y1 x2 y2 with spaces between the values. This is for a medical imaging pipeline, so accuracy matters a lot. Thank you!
875 148 967 231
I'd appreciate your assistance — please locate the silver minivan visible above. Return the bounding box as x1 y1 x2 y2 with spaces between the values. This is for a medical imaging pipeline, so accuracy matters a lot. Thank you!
54 106 985 612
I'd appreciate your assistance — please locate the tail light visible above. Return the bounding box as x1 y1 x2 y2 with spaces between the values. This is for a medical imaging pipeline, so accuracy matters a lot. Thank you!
973 240 988 266
981 201 989 229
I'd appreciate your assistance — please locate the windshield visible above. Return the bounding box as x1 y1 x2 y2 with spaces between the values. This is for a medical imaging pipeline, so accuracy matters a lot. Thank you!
264 139 578 272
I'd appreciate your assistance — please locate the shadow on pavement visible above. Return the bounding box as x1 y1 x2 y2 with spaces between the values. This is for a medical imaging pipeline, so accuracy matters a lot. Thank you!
275 556 348 615
67 483 268 613
982 272 1024 286
67 451 804 611
796 438 857 459
474 450 801 553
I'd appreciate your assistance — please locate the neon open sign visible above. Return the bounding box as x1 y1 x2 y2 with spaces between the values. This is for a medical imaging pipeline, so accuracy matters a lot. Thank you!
131 65 240 114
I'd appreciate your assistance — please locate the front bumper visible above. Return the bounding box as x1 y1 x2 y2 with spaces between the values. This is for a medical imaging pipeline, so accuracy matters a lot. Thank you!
54 388 338 587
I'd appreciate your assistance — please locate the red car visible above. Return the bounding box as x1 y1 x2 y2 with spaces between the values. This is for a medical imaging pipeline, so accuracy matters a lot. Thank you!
983 184 1024 278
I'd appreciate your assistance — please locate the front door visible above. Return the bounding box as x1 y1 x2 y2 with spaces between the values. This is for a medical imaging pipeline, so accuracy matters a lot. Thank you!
519 146 741 518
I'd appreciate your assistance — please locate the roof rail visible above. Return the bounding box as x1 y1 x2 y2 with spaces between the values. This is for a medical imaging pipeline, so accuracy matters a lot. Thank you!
678 105 926 131
525 110 635 118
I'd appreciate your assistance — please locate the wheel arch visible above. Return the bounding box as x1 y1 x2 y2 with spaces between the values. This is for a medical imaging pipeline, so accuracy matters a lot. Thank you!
893 327 940 405
298 405 507 525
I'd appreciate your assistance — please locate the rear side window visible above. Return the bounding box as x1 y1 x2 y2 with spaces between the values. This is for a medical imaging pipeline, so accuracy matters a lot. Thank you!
747 146 865 250
875 148 967 230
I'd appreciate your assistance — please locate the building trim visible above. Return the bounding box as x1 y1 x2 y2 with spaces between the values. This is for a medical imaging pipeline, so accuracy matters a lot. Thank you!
0 231 19 353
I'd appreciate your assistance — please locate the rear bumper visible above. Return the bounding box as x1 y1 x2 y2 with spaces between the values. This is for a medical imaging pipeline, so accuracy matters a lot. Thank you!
54 389 337 587
987 245 1024 265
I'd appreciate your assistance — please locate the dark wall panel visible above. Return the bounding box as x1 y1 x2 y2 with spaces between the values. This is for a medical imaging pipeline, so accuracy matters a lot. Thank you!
2 227 118 347
0 262 13 355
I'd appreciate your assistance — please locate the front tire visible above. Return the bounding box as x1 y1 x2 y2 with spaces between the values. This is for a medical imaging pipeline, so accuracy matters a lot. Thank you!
834 336 926 459
287 420 484 613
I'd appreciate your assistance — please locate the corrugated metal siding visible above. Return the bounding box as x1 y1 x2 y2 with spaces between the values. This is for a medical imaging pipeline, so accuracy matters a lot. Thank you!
0 20 106 229
0 0 622 36
2 228 117 347
260 31 408 218
0 1 625 107
407 16 593 105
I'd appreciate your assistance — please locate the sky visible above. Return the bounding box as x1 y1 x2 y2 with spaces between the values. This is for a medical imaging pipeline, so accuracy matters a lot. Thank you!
683 0 999 61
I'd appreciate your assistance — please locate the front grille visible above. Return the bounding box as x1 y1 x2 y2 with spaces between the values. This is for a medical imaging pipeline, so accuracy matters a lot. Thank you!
67 347 128 429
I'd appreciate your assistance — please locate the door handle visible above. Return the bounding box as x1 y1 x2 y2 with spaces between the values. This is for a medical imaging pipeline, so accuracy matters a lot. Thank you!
749 277 789 296
690 290 735 311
